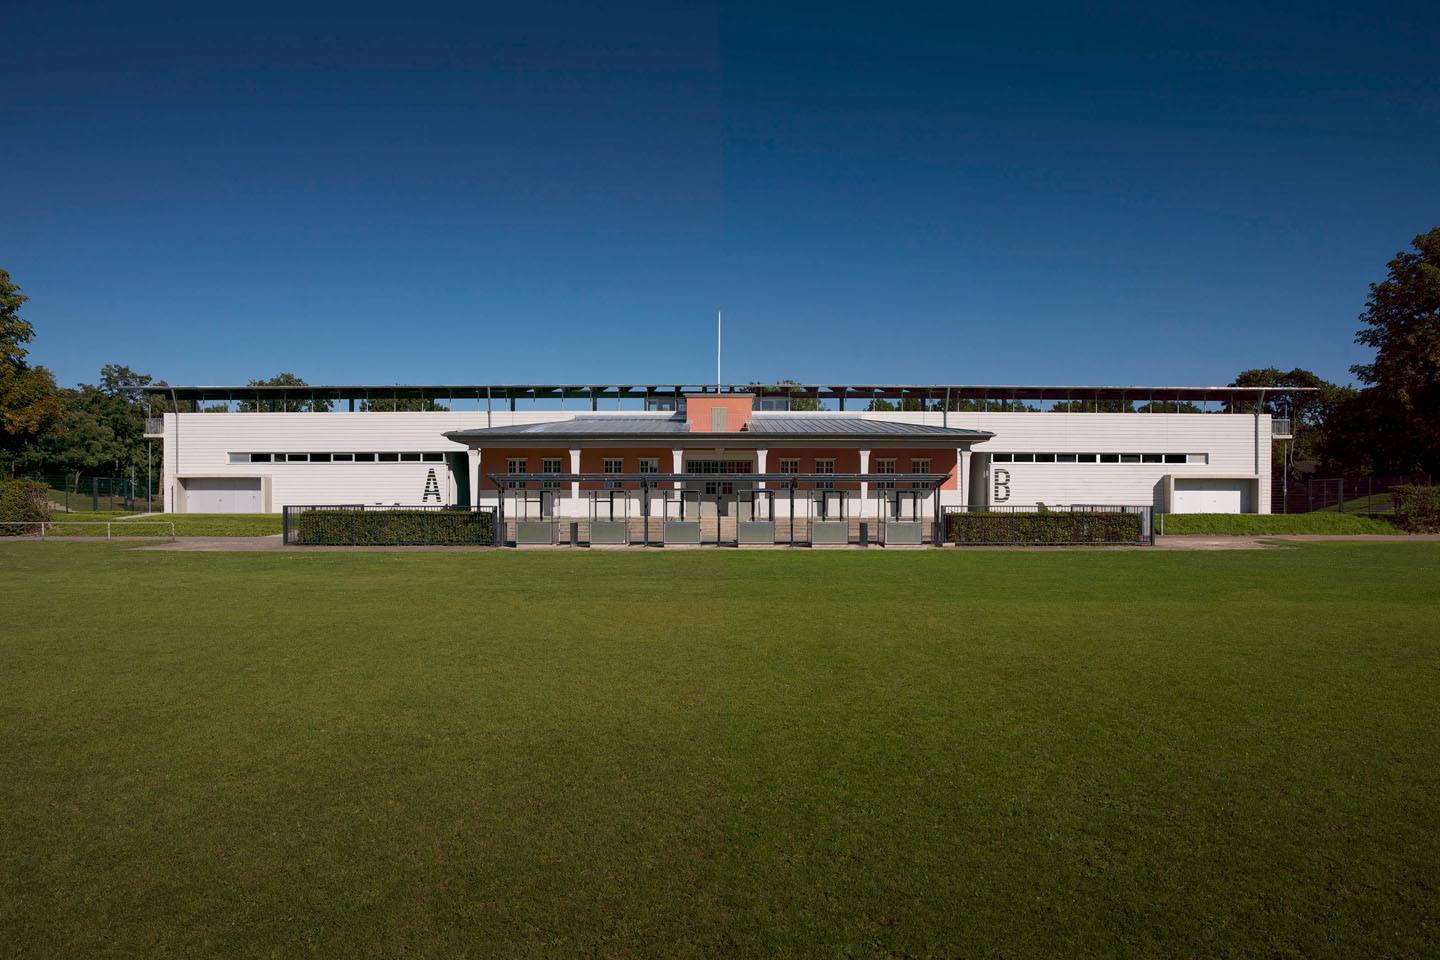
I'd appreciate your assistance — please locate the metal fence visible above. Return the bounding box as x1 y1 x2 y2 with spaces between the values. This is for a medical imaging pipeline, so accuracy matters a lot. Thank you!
1271 474 1429 515
24 473 162 514
283 505 499 546
941 504 1154 545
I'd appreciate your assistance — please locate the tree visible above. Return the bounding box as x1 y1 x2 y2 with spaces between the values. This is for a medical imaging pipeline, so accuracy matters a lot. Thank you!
0 269 63 468
236 373 333 412
1349 227 1440 473
1226 368 1354 475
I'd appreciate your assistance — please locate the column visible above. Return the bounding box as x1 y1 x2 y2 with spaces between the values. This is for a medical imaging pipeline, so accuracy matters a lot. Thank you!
756 447 768 489
958 448 971 506
467 448 482 508
858 447 870 516
569 448 581 514
672 448 684 490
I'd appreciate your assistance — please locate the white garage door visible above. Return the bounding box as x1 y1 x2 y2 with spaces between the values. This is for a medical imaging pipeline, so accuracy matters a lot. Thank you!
185 477 262 513
1173 478 1250 514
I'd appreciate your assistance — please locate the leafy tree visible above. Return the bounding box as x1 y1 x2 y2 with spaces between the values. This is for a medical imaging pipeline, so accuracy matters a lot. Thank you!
1349 227 1440 473
236 373 333 412
0 269 63 467
1224 367 1353 478
359 397 449 412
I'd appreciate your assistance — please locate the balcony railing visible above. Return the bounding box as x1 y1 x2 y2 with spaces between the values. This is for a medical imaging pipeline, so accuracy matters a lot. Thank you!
1272 418 1292 437
144 418 164 437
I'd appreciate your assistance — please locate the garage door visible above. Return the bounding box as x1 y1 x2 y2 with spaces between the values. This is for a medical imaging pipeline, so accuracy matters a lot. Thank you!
1173 478 1250 514
185 477 262 513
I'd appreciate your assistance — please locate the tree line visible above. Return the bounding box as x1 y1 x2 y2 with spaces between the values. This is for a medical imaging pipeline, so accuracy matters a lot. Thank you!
3 228 1438 483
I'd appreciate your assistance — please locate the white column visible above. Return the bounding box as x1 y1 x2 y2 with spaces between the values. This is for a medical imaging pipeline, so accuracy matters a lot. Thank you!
672 448 684 490
468 448 482 508
859 447 870 517
756 447 768 489
569 448 581 514
958 448 971 506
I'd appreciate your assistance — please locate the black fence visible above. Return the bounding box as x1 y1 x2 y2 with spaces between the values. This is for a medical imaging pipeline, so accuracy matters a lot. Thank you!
25 473 162 513
1271 474 1430 515
941 504 1154 546
284 505 499 546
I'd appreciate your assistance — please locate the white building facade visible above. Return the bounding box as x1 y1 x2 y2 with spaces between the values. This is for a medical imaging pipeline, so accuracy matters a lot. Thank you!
146 384 1284 516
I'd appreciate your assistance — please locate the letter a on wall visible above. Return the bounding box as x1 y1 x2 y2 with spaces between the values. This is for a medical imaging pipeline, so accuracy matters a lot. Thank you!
422 468 442 502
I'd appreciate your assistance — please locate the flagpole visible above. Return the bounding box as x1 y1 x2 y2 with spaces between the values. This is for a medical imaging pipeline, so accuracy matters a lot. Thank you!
717 310 722 388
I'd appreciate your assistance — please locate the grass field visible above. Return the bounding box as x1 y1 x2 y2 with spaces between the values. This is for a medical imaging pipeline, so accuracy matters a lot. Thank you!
2 543 1438 958
22 512 282 537
1160 512 1401 535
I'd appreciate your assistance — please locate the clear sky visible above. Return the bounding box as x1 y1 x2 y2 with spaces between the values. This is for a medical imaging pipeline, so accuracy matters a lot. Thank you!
3 1 1437 389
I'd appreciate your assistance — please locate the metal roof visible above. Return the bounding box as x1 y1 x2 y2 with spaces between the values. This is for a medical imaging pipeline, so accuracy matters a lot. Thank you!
447 417 992 442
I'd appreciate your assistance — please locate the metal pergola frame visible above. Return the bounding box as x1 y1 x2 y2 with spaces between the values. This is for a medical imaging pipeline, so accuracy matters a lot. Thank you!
486 473 952 546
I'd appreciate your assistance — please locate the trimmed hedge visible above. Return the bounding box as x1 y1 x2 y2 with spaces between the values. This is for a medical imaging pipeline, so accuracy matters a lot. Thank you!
1392 485 1440 534
0 479 52 534
289 508 496 545
948 511 1145 545
1160 513 1400 536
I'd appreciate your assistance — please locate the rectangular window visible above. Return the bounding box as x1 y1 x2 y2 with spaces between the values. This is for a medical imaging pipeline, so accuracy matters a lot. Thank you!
1034 453 1056 463
910 459 931 474
250 453 272 463
1076 454 1097 463
1164 453 1187 464
1188 453 1209 465
400 453 421 462
1057 454 1077 463
1100 454 1119 463
814 459 835 474
507 457 527 489
229 453 249 464
1120 454 1141 464
875 458 896 489
1142 453 1162 464
422 453 443 462
1012 453 1034 463
378 453 399 462
309 453 332 463
542 458 563 474
992 453 1013 463
355 453 376 462
779 458 799 474
285 453 309 462
333 453 354 462
638 458 659 473
603 458 623 474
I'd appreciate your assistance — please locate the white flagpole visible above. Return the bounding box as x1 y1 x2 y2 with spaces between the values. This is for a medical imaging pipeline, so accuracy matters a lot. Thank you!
717 310 722 388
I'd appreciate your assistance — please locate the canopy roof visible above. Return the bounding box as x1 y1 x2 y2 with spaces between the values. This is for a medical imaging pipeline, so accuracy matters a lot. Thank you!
445 416 993 443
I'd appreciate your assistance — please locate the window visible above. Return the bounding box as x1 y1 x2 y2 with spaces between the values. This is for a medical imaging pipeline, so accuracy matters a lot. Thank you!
507 457 527 489
422 453 443 462
875 458 896 489
1120 454 1141 464
1188 453 1209 464
1034 454 1055 463
814 459 835 474
333 453 354 462
638 458 659 473
1142 453 1162 464
310 453 332 463
603 458 623 473
1164 454 1186 464
1057 454 1077 463
1077 454 1097 463
542 458 563 474
1012 453 1034 463
285 453 309 462
778 458 799 474
250 453 272 463
1100 454 1119 463
228 453 249 464
355 453 376 462
910 459 931 473
378 453 399 462
400 453 421 462
992 453 1013 463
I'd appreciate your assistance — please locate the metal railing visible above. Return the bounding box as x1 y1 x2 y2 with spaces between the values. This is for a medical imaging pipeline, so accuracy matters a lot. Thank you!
1271 473 1430 515
0 520 176 540
940 504 1154 545
24 473 162 514
283 504 499 546
1271 418 1292 437
144 418 164 437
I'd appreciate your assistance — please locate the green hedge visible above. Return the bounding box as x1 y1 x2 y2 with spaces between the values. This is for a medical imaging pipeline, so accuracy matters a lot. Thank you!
1160 513 1400 535
0 479 52 534
948 511 1145 545
289 509 496 546
1392 485 1440 534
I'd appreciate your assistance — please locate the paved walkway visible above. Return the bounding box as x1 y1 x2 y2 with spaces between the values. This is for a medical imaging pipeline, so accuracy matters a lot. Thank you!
7 533 1438 552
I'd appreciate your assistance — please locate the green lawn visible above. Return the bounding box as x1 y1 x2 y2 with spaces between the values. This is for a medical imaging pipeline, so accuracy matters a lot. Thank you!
1161 511 1401 535
26 512 281 537
2 544 1438 958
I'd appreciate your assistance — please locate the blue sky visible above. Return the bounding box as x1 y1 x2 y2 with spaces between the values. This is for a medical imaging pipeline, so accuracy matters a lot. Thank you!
3 1 1437 389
